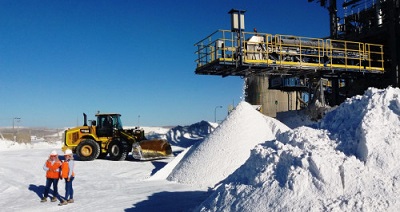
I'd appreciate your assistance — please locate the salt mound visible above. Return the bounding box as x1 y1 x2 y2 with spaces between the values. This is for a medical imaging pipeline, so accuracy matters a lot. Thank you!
320 87 400 165
197 87 400 211
166 101 290 188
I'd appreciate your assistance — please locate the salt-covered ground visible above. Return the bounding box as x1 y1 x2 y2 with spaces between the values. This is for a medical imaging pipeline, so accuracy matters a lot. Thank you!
1 87 400 211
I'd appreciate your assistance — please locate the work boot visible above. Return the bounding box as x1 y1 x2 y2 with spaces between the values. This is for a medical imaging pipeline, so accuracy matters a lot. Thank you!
59 200 68 206
40 197 47 203
51 197 57 202
67 199 74 203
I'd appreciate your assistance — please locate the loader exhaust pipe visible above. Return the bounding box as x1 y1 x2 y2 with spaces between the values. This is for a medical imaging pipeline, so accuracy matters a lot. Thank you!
83 113 88 126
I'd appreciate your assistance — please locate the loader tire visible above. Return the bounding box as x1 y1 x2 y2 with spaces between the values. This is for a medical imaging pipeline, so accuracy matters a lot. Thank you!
76 139 100 161
108 139 129 161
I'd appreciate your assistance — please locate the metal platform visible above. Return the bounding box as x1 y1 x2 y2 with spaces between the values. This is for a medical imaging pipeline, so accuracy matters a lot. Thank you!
194 30 384 78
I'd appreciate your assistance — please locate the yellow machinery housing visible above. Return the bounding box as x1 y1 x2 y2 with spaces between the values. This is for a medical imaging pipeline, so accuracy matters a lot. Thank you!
62 113 172 161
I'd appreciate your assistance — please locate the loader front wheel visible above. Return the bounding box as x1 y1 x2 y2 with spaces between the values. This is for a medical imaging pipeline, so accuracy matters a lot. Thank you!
76 139 100 161
108 139 128 161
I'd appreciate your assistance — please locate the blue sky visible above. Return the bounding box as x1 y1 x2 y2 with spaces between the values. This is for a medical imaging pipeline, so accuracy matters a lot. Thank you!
0 0 329 128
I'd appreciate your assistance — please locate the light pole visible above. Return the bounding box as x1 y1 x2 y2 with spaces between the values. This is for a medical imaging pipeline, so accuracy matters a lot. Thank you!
13 117 20 131
214 106 222 123
13 117 20 141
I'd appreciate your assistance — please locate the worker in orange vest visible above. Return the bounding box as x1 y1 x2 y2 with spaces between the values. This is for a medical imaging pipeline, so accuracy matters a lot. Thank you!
59 149 75 205
41 150 62 203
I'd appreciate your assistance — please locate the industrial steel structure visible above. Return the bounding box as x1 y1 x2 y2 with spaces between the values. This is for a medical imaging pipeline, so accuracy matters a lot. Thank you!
194 2 397 118
195 30 384 76
309 0 399 87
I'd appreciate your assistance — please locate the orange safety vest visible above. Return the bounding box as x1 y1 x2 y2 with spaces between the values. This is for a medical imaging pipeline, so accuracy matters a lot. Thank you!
61 160 75 179
45 160 62 179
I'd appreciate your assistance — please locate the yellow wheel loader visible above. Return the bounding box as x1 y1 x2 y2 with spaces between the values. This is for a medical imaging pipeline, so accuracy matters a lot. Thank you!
62 113 172 161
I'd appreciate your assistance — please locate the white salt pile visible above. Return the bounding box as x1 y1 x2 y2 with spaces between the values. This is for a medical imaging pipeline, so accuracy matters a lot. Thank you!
166 101 290 188
197 87 400 211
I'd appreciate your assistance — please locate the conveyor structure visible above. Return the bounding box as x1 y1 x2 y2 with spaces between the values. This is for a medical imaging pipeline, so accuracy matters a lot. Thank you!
195 30 384 78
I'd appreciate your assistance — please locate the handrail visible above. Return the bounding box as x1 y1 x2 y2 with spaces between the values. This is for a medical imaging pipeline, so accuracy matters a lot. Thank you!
195 29 385 73
194 29 225 47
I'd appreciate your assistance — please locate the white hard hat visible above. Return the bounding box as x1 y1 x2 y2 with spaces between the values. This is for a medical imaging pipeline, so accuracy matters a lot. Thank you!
50 150 58 156
64 149 73 155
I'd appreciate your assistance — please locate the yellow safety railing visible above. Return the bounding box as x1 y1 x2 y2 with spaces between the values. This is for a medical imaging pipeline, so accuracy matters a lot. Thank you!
194 29 384 73
242 32 274 64
274 35 325 68
194 30 237 67
325 39 365 71
365 43 385 71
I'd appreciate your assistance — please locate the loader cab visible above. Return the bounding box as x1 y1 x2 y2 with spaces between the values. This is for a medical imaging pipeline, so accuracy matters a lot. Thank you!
96 113 123 137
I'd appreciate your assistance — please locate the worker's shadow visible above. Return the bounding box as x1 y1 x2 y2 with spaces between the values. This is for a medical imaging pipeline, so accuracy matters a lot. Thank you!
28 184 46 199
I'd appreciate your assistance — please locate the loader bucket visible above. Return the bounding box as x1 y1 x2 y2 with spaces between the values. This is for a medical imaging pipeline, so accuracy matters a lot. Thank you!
132 139 173 160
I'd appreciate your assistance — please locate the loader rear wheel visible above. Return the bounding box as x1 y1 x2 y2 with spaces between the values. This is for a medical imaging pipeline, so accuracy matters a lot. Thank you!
108 139 128 161
76 139 100 161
